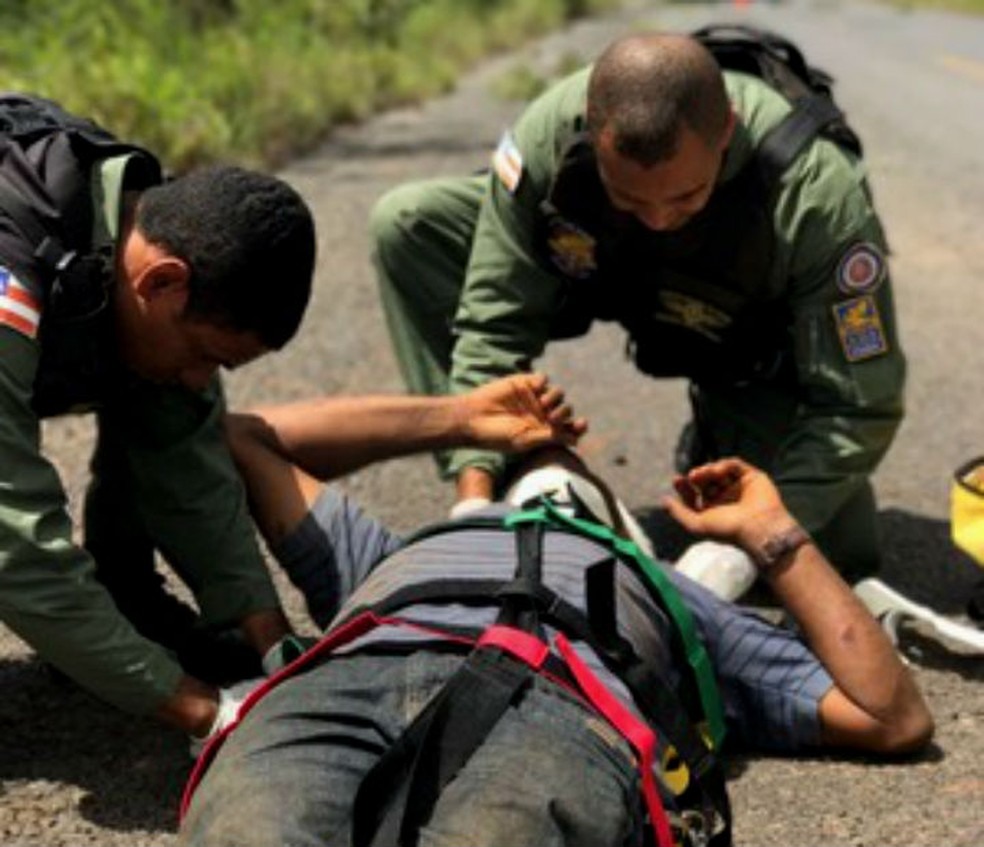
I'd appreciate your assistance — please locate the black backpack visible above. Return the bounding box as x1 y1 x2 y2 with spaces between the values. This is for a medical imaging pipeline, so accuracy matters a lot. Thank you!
0 92 161 321
0 94 162 414
692 24 863 183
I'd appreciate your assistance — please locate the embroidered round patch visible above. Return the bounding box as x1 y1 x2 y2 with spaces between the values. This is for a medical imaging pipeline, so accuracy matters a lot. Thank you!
836 242 886 294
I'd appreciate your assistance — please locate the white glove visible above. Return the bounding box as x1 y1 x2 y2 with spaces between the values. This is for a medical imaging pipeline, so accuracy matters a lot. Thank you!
675 540 758 602
188 677 264 759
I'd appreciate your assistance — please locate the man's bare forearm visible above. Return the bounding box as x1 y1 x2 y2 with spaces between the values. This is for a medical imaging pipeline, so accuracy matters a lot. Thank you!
229 373 583 484
755 524 931 750
663 458 933 753
247 394 472 479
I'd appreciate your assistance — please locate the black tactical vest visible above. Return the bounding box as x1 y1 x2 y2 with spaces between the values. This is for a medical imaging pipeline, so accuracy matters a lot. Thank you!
0 94 162 416
536 136 793 387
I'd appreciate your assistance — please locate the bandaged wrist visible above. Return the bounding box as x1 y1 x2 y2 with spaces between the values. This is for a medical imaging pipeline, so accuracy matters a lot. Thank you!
750 523 811 573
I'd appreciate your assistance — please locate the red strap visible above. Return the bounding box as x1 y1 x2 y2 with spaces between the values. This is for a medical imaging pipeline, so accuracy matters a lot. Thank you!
477 624 550 669
182 615 676 847
554 633 675 847
180 611 485 819
180 610 385 818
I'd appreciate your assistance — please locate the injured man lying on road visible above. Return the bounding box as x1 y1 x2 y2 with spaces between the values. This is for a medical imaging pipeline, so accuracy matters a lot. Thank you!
178 374 933 847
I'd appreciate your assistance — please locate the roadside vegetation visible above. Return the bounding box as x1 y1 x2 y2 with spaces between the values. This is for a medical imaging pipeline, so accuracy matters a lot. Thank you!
3 0 979 171
0 0 617 171
887 0 984 13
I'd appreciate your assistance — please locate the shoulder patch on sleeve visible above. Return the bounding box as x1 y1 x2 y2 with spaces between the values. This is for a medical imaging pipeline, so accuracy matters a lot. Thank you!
0 266 41 340
832 294 888 362
492 130 524 194
836 242 886 295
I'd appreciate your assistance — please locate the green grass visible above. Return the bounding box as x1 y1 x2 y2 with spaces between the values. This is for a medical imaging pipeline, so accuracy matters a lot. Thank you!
885 0 984 12
0 0 619 171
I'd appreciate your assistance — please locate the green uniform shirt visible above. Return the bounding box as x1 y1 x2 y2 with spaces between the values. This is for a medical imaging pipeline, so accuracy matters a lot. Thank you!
446 69 904 532
0 155 275 714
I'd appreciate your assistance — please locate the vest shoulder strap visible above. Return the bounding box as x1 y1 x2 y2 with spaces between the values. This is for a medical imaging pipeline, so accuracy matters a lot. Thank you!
692 23 863 169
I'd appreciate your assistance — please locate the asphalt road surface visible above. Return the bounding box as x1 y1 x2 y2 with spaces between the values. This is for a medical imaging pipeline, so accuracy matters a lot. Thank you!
2 0 983 844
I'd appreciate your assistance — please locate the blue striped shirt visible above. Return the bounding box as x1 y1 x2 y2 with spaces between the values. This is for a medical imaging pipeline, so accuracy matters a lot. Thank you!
274 486 832 753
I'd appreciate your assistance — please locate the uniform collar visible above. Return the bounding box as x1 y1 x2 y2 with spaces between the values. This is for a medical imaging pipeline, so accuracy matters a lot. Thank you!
91 153 133 248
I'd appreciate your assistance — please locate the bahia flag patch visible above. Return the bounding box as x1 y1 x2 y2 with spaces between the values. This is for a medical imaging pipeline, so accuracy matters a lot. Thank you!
0 266 42 339
492 130 524 194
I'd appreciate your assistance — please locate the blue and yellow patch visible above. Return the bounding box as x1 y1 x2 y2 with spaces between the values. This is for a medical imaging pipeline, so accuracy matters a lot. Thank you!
832 295 888 362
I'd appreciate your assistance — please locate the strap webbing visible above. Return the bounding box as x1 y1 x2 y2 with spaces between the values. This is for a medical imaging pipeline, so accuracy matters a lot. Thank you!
587 557 721 786
555 632 675 847
506 501 727 748
757 94 845 185
350 647 533 847
350 522 551 847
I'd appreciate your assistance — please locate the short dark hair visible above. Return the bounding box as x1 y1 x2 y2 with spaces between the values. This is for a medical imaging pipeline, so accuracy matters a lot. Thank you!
586 33 730 166
136 164 316 349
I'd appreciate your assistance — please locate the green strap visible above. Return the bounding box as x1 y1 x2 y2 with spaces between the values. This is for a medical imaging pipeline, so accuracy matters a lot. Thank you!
506 502 727 748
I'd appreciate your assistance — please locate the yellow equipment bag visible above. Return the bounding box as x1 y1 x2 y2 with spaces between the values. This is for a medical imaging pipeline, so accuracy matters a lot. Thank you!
951 457 984 568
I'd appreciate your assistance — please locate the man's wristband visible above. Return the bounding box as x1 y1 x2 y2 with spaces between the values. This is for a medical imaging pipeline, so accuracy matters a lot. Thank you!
752 523 811 573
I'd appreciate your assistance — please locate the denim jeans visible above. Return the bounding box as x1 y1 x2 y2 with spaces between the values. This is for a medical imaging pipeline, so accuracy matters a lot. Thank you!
180 650 644 847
